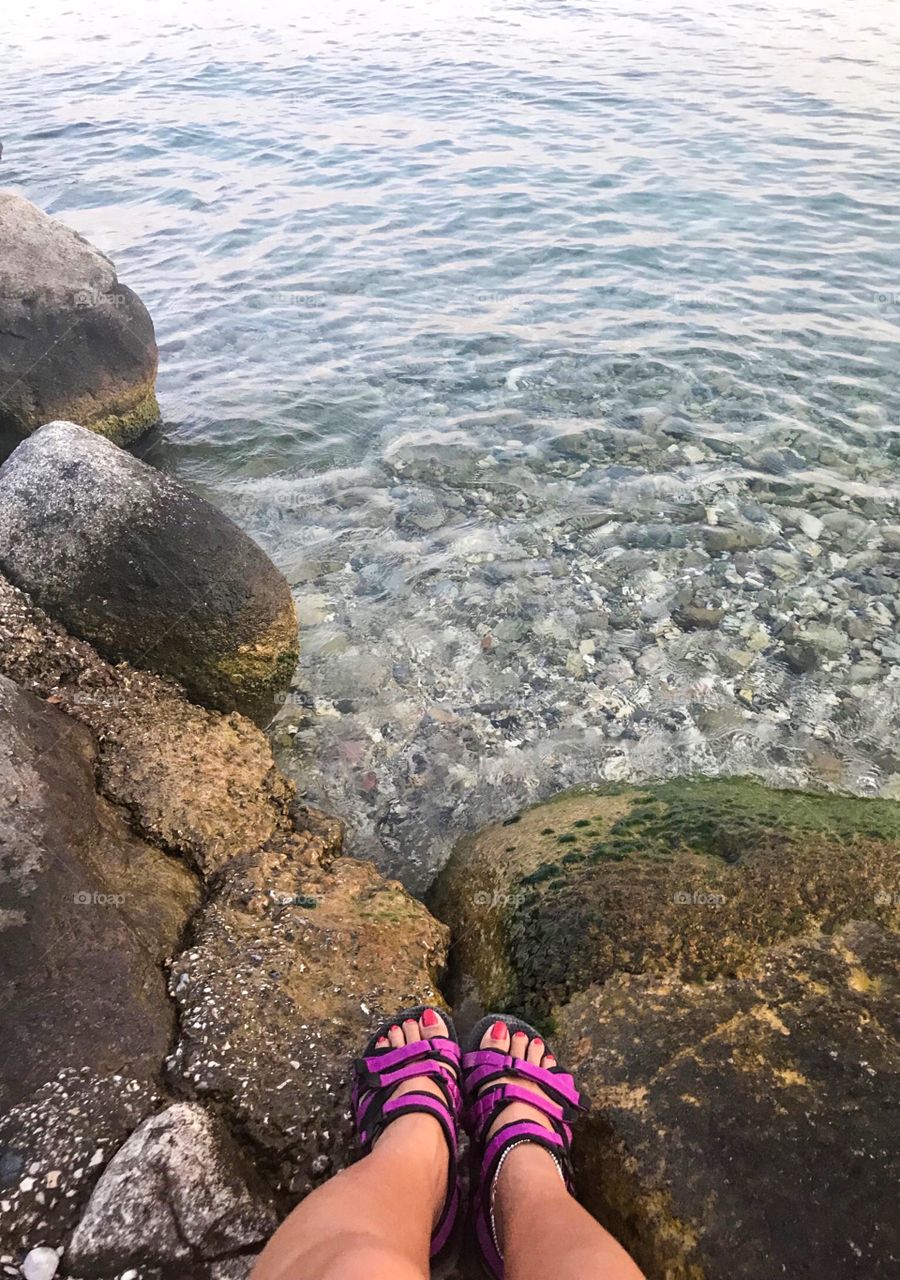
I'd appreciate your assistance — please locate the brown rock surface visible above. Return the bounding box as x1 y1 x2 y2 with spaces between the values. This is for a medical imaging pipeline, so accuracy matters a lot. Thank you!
0 570 295 878
433 779 900 1021
555 922 900 1280
169 850 449 1196
0 674 199 1110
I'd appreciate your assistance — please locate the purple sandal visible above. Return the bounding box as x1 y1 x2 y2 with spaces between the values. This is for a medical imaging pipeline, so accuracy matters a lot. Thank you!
463 1013 587 1279
351 1005 463 1261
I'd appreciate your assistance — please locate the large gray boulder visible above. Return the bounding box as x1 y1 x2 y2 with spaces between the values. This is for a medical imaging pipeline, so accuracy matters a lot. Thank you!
0 193 159 444
0 421 299 719
66 1103 278 1278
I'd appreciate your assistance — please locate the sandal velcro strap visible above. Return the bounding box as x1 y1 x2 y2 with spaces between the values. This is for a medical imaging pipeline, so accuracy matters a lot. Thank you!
356 1035 461 1090
468 1082 570 1142
462 1049 583 1119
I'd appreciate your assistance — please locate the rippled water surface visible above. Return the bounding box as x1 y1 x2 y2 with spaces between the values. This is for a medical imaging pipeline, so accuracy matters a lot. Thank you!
5 0 900 888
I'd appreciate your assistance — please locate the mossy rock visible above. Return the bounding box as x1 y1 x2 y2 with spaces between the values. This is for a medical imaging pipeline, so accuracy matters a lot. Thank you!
431 778 900 1023
0 422 299 721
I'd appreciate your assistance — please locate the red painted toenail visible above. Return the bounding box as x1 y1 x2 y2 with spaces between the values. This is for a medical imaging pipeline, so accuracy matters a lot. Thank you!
491 1021 507 1038
533 1038 544 1049
421 1007 439 1027
389 1025 400 1034
513 1030 527 1039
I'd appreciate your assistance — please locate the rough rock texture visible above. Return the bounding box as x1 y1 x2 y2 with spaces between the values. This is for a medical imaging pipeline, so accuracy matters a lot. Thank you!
0 193 159 444
555 923 900 1280
0 421 299 721
0 1070 162 1258
0 571 296 878
0 674 200 1110
435 781 900 1278
169 851 449 1195
432 777 900 1021
67 1103 278 1278
0 570 450 1273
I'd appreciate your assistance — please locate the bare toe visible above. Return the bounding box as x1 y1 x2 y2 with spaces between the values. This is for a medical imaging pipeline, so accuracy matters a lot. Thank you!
482 1019 511 1053
387 1023 404 1049
478 1021 558 1142
419 1007 448 1038
402 1017 421 1043
526 1035 545 1065
510 1029 529 1061
375 1035 390 1049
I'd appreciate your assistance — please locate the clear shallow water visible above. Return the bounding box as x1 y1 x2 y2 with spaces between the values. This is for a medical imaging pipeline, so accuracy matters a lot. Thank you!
4 0 900 889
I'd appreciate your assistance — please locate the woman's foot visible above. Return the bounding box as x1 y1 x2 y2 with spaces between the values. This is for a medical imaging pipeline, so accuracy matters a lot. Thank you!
462 1015 585 1279
370 1008 455 1225
354 1006 461 1248
478 1019 559 1145
372 1007 456 1112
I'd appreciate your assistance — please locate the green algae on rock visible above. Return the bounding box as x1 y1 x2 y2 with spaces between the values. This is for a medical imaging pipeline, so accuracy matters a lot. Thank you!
432 777 900 1022
0 193 160 445
434 780 900 1279
0 420 299 721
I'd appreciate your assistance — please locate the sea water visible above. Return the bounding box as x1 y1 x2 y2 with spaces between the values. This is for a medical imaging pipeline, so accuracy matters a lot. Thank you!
4 0 900 888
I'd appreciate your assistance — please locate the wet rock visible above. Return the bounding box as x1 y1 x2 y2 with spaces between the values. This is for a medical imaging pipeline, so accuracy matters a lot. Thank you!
67 1104 277 1276
671 604 725 631
798 620 848 659
0 1070 161 1260
782 640 820 673
555 923 900 1280
0 572 295 879
168 852 449 1195
432 778 900 1021
0 422 298 720
20 1247 60 1280
0 674 200 1111
703 525 770 553
0 193 158 444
